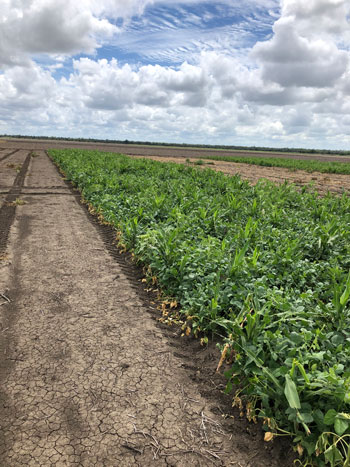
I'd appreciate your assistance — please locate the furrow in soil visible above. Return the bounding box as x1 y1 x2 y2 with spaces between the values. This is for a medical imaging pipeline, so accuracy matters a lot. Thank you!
0 153 31 254
0 149 20 163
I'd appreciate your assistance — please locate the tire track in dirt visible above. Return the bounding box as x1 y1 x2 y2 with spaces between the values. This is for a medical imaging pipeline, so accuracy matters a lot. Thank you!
0 152 31 254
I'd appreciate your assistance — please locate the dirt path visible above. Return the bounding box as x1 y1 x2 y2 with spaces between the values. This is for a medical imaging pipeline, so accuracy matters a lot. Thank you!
0 151 293 466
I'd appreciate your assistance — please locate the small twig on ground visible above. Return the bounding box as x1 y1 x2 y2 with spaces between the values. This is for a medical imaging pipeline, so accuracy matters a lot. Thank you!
178 428 223 464
133 425 159 447
0 293 11 305
132 424 160 459
178 383 200 404
122 443 144 455
204 449 221 460
200 412 209 445
201 412 225 435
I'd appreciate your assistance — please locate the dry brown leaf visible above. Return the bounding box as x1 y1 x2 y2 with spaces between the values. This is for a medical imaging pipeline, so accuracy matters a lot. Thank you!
216 343 230 373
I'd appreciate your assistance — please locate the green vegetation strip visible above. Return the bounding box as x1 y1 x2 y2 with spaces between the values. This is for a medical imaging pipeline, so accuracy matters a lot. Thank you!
199 155 350 175
50 149 350 466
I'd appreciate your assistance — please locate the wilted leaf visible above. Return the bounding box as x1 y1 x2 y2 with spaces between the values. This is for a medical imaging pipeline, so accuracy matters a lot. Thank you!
264 432 275 442
216 343 230 373
324 445 343 464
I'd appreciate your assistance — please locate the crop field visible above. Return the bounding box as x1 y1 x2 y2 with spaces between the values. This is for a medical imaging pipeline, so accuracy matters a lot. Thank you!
49 148 350 466
197 154 350 175
131 154 350 197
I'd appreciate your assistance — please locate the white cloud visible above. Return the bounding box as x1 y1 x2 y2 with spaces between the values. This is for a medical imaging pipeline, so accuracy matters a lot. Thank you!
0 0 157 66
0 62 56 111
1 0 350 149
252 8 349 89
282 0 350 36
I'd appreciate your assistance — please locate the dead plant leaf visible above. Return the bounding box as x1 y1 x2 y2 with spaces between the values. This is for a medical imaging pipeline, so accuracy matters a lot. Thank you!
216 343 230 373
264 432 275 442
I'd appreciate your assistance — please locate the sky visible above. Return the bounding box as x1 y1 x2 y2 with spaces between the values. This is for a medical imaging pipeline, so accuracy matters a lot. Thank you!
0 0 350 149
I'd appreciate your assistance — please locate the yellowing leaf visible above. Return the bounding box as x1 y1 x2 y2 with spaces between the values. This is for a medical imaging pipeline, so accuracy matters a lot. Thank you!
264 432 275 442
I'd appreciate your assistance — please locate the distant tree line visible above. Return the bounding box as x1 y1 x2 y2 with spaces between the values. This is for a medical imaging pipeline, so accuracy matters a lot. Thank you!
2 134 350 156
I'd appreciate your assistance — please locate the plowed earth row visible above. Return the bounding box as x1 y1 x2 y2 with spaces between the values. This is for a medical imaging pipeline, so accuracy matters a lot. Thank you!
0 146 293 466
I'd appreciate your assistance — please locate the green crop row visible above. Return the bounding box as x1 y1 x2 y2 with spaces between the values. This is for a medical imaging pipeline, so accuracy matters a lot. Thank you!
198 154 350 175
49 149 350 466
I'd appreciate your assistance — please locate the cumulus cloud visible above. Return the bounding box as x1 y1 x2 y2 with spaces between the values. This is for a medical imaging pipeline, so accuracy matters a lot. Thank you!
0 62 56 111
65 57 213 111
0 0 156 66
282 0 350 36
1 0 350 149
252 0 349 89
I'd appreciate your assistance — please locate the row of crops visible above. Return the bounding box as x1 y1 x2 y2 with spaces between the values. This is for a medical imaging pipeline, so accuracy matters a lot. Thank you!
199 154 350 175
49 149 350 466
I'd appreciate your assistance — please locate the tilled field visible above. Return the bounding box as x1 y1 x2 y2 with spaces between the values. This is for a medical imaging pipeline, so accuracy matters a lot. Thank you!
0 146 294 465
2 139 350 197
3 137 350 163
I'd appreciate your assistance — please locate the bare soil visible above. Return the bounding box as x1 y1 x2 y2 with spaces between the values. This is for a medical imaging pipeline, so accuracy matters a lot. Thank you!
0 145 295 465
3 137 350 163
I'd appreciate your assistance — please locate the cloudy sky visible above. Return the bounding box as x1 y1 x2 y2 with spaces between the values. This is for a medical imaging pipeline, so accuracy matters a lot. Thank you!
0 0 350 149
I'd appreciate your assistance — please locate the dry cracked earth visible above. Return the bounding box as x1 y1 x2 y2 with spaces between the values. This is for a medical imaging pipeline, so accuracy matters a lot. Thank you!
0 145 294 466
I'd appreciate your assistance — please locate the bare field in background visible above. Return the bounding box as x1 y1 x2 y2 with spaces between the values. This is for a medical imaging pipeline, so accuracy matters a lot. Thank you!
2 139 348 196
3 137 350 163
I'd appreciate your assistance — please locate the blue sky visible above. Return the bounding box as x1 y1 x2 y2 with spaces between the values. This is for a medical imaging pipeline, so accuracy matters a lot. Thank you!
0 0 350 149
95 2 278 66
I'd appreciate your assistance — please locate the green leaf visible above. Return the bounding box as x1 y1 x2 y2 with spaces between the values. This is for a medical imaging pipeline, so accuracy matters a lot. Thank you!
334 416 350 436
324 409 337 426
324 445 344 465
298 412 314 424
340 271 350 306
284 375 301 409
